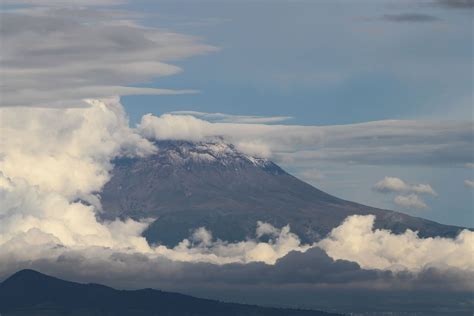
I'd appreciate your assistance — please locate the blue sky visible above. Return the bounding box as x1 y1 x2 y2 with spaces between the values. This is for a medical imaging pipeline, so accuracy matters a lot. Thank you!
122 0 472 124
116 1 473 227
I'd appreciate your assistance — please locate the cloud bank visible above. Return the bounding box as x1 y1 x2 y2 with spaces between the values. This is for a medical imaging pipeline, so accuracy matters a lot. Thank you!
318 215 473 272
1 99 472 270
138 113 473 167
1 98 472 314
0 6 216 107
379 13 442 23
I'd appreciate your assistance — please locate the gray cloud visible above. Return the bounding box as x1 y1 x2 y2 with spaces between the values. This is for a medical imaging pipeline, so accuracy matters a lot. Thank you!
372 177 437 210
380 13 442 23
1 0 125 6
464 180 474 188
169 111 293 124
139 113 474 167
1 99 473 315
0 7 216 107
1 247 472 315
436 0 474 8
394 194 428 209
373 177 437 196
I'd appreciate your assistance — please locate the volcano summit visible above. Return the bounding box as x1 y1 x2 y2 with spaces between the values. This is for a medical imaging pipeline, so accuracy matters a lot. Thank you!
100 140 464 246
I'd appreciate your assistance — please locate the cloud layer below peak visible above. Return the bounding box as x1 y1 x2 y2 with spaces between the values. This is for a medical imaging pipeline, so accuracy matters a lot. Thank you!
1 98 473 314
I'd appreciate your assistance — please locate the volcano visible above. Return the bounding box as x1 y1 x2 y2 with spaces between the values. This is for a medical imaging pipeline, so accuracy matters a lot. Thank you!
100 140 464 246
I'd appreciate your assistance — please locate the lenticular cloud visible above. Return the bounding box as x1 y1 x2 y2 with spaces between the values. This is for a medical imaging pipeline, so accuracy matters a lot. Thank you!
0 98 472 280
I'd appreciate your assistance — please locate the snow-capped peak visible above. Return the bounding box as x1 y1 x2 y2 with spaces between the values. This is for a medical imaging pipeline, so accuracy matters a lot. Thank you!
151 139 275 170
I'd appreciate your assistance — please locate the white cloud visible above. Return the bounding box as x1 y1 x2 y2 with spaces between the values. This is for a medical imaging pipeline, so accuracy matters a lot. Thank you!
373 177 437 196
411 183 437 195
1 98 471 278
138 114 214 142
0 169 308 265
138 113 473 167
373 177 436 209
318 215 473 272
169 111 293 124
0 99 309 271
373 177 410 193
464 180 474 188
393 194 428 209
0 98 156 198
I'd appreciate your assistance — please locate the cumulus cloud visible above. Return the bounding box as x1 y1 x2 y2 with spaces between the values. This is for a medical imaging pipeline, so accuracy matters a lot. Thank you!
1 99 473 314
374 177 410 193
393 194 428 209
1 99 472 270
373 177 437 210
464 180 474 188
373 177 437 196
0 98 156 199
0 99 309 266
1 0 125 5
138 113 473 167
318 215 473 272
0 6 216 107
0 172 307 265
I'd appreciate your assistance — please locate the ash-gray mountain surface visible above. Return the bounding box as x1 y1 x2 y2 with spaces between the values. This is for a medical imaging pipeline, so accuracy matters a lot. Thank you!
100 140 464 246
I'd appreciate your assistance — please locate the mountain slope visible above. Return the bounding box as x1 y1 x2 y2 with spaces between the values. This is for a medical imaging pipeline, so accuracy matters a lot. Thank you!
100 140 465 246
0 270 339 316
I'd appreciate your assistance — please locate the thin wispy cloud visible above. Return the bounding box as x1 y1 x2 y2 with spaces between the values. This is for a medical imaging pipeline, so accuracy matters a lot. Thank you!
0 6 216 107
393 193 428 209
1 0 126 6
436 0 474 8
379 13 442 23
138 113 473 167
168 111 293 124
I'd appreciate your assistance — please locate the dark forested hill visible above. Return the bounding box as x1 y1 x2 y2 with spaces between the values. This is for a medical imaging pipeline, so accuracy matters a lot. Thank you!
0 269 340 316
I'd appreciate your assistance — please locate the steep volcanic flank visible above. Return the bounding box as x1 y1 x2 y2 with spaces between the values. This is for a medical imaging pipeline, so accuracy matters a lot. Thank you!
100 140 464 246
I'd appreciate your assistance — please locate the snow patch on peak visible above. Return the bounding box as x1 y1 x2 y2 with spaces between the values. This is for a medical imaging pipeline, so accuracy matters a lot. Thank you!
244 155 271 168
195 141 235 157
189 151 217 163
150 139 276 171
